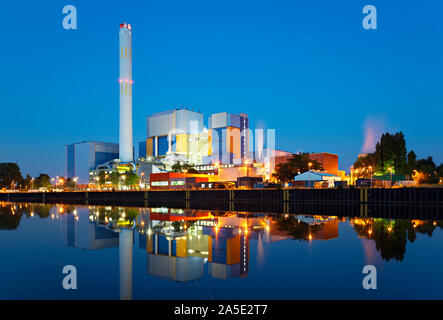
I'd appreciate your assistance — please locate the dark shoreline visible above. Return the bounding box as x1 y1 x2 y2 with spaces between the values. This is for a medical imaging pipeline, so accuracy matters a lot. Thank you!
1 188 442 219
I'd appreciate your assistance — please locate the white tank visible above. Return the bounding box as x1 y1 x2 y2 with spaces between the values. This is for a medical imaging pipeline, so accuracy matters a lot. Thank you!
119 23 133 162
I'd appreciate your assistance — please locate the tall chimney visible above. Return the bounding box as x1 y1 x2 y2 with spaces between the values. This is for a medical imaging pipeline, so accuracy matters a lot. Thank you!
118 22 133 162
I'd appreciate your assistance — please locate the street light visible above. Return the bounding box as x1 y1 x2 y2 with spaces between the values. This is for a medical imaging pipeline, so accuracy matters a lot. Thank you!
308 162 312 189
388 167 393 188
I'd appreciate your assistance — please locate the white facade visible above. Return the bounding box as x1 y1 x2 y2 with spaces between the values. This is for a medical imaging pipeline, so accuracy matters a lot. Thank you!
147 108 203 138
119 23 133 162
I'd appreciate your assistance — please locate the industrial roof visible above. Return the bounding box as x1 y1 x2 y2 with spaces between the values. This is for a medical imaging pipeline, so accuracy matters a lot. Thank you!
293 171 340 181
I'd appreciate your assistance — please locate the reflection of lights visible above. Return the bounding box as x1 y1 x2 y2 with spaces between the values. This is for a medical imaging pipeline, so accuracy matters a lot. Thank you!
30 212 34 217
308 234 312 240
59 207 64 214
73 210 77 216
75 216 79 222
368 229 372 235
266 225 270 231
51 214 55 219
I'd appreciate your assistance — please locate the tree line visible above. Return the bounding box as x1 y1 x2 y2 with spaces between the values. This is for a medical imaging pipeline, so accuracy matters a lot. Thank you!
353 132 443 184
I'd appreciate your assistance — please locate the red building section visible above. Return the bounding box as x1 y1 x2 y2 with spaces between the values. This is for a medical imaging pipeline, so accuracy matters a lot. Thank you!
150 172 209 190
274 152 338 176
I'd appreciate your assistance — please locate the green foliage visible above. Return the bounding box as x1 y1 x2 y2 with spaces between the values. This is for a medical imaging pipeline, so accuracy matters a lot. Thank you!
352 153 376 178
273 153 323 183
374 132 407 175
437 164 443 179
415 156 439 184
406 150 417 176
0 163 23 189
109 171 121 186
123 170 139 186
34 174 51 189
171 161 198 173
98 171 106 185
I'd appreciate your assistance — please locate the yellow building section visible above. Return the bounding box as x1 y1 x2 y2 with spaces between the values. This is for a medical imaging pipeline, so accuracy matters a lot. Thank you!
226 235 241 265
176 134 188 154
225 127 241 160
208 235 212 262
146 235 153 253
146 138 153 157
176 238 187 257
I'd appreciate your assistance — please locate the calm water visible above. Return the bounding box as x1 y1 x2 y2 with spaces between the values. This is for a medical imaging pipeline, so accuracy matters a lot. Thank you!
1 202 443 300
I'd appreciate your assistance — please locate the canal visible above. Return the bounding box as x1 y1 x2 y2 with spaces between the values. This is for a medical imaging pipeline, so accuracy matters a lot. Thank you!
1 202 443 299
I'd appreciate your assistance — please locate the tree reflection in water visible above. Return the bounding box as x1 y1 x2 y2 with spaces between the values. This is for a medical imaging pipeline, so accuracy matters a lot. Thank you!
352 218 443 261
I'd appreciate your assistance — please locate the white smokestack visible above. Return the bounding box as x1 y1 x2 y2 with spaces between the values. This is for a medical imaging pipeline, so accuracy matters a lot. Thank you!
119 22 133 162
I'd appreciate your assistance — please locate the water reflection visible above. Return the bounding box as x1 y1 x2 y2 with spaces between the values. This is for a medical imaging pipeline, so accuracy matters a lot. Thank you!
1 201 443 299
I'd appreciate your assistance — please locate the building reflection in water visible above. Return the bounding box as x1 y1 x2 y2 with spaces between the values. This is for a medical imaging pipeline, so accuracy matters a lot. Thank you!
2 202 443 298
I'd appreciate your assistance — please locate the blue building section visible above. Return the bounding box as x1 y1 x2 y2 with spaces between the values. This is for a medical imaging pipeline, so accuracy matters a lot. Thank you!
158 136 169 156
66 141 119 184
139 140 147 159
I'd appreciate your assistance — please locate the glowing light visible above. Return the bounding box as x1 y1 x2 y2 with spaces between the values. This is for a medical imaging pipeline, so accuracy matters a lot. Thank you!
368 229 372 235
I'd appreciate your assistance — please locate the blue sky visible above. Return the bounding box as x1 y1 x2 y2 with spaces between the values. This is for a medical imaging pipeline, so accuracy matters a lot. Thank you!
0 0 442 177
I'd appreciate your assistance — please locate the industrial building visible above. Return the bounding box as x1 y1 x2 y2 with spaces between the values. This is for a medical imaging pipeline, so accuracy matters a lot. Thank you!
139 108 207 165
66 141 119 185
275 152 339 176
207 112 249 165
149 172 211 190
293 171 341 188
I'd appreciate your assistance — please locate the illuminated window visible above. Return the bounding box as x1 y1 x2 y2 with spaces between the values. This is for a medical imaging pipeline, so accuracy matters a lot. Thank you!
171 181 185 186
151 181 168 186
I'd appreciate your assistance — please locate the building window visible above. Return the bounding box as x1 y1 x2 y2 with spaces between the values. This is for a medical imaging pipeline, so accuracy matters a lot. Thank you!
151 181 168 186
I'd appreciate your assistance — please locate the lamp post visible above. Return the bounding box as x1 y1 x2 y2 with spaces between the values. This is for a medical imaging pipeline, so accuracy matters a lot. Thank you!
308 162 312 189
388 167 393 188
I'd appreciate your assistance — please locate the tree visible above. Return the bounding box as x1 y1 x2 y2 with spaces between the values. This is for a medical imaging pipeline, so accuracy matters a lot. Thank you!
273 153 323 183
437 163 443 180
34 174 51 189
109 171 121 186
352 153 376 179
98 171 106 185
374 132 407 175
0 163 23 189
413 156 438 184
171 161 198 173
123 171 139 187
406 150 417 176
23 174 33 190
